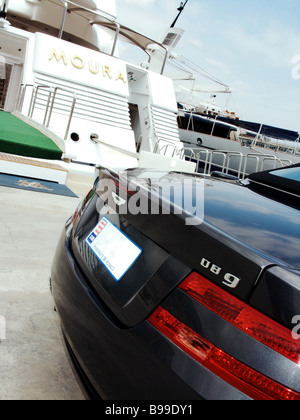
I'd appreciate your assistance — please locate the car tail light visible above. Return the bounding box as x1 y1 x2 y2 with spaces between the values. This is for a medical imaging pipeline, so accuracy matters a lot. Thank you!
149 307 300 400
179 273 300 365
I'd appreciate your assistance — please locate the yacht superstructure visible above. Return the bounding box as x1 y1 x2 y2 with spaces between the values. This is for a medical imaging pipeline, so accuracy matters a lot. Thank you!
0 0 195 184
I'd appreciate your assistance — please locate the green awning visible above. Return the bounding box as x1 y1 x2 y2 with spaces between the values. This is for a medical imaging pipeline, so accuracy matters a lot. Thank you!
0 111 63 160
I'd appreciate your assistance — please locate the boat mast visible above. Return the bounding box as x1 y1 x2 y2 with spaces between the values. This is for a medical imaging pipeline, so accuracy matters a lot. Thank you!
170 0 188 28
0 0 9 19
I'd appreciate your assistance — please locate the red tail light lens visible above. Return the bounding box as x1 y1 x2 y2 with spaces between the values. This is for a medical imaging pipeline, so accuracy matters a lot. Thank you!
149 307 300 400
179 273 300 365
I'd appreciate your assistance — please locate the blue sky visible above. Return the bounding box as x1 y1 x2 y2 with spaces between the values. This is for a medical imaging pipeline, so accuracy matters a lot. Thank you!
115 0 300 133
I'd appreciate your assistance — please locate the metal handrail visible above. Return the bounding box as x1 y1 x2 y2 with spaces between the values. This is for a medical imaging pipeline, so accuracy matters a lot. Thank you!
46 86 77 140
154 138 185 159
242 153 261 178
226 152 243 177
97 138 138 159
16 84 33 113
59 0 68 39
28 85 51 119
183 144 295 178
17 83 77 141
58 0 168 74
59 0 119 56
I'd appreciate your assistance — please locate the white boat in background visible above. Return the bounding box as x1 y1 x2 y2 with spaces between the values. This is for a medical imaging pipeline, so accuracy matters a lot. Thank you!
177 107 300 177
0 0 195 185
165 28 300 176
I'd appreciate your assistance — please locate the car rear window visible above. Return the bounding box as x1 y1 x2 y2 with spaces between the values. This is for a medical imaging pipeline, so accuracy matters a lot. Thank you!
270 167 300 182
248 164 300 198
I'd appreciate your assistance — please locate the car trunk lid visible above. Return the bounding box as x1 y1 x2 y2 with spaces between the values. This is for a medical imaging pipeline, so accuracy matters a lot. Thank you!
71 167 300 327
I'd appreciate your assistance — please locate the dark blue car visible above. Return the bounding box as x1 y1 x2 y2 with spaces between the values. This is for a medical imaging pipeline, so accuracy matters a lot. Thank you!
50 164 300 400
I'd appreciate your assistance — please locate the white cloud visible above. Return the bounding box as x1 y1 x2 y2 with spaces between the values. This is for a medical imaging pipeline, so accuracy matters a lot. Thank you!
190 39 202 49
221 20 300 71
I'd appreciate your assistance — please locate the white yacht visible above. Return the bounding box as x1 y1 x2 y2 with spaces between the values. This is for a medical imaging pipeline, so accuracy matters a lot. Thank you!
178 107 300 177
167 39 299 176
0 0 195 185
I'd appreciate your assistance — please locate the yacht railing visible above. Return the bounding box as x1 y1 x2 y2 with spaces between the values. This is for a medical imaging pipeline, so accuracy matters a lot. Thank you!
184 146 292 178
59 0 119 56
58 0 168 74
154 138 185 159
17 83 77 140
